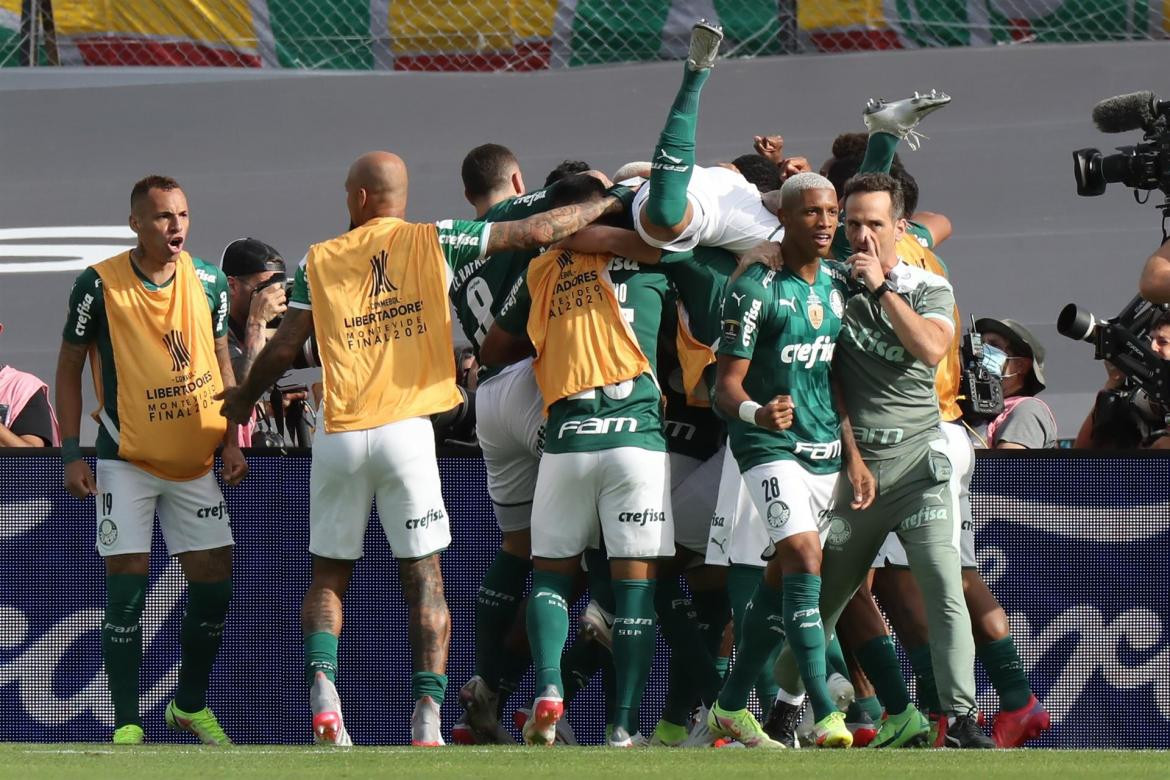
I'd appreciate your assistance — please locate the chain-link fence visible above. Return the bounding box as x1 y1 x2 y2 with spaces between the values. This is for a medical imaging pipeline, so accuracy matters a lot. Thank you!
2 1 1167 70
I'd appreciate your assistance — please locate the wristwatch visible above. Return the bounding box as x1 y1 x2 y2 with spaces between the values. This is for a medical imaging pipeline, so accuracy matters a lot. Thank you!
871 281 892 299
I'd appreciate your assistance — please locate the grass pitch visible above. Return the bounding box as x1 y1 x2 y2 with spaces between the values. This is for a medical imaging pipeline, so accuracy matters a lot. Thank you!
4 745 1167 780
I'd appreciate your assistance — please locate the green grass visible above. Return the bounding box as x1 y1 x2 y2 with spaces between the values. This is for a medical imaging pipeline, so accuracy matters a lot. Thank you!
3 745 1167 780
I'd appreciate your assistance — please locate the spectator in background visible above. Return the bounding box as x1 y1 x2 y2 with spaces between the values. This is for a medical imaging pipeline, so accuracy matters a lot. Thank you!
1074 310 1170 449
0 322 60 447
971 318 1056 449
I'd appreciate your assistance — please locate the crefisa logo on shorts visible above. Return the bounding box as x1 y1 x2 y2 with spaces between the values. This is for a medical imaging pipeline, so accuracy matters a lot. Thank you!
405 508 445 530
196 501 228 519
617 508 666 526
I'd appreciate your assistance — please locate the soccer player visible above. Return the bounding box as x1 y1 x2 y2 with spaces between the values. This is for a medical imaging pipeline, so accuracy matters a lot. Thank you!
703 172 853 749
218 152 624 747
452 144 560 742
56 175 248 745
481 174 675 747
633 20 780 254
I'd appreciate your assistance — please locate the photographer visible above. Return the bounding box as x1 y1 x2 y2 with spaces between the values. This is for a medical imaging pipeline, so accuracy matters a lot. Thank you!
1074 310 1170 449
222 238 313 447
969 318 1057 449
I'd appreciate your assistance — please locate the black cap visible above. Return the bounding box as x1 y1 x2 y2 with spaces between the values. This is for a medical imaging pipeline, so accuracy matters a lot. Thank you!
221 237 285 278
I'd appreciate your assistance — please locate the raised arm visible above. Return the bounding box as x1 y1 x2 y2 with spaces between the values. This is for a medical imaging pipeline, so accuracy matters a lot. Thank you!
484 188 629 255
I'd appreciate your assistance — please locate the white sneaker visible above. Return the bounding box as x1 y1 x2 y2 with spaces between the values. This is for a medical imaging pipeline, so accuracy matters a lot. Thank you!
687 20 724 72
580 600 615 652
310 672 352 747
608 725 634 748
519 687 564 746
828 673 856 713
680 705 718 747
862 90 952 150
411 696 444 747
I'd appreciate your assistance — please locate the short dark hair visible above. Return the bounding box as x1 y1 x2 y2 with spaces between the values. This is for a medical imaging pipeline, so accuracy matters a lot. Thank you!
1153 309 1170 331
547 172 608 208
461 143 518 198
731 154 782 193
891 164 919 218
825 155 861 199
842 172 905 222
130 175 181 210
830 132 902 169
545 160 591 187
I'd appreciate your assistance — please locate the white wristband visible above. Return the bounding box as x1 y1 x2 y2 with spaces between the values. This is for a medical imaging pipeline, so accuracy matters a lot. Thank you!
738 401 762 425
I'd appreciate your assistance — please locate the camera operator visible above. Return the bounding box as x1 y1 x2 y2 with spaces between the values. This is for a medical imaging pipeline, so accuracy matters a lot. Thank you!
222 238 313 447
1074 310 1170 449
968 318 1057 449
1139 239 1170 303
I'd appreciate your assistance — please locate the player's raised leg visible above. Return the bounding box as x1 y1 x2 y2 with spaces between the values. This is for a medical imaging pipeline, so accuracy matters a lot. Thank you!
862 89 951 151
637 20 723 245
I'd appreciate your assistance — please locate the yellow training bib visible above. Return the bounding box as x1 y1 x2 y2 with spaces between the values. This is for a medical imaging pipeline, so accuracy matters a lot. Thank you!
526 248 650 414
94 251 226 480
306 217 461 432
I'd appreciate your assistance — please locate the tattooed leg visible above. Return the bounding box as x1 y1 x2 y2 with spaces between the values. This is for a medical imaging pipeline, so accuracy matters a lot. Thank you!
303 556 353 686
400 552 451 675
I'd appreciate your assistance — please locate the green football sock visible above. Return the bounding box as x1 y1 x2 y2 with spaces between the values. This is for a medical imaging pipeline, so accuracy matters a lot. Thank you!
612 578 656 733
305 631 339 687
175 579 231 713
907 643 942 715
645 65 710 228
103 574 147 728
527 570 574 696
825 633 850 679
412 671 448 703
856 635 911 715
715 656 730 679
977 637 1032 711
475 550 530 690
561 637 604 702
718 580 785 711
861 131 900 174
726 565 777 713
855 694 884 721
783 574 835 721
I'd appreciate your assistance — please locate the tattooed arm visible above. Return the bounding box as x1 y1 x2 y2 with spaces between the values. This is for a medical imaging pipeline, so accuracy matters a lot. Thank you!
217 307 313 424
400 553 451 674
484 191 623 255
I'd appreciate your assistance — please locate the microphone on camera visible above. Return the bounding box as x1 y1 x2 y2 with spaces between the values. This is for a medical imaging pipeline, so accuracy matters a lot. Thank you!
1091 91 1169 133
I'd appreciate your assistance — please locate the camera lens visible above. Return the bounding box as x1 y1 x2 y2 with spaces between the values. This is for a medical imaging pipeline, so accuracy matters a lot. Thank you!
1057 303 1098 343
1073 148 1107 196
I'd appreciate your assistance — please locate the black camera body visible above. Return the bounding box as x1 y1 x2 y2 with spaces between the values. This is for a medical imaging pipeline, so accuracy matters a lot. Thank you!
1059 296 1170 444
252 272 293 328
1073 90 1170 201
958 316 1004 421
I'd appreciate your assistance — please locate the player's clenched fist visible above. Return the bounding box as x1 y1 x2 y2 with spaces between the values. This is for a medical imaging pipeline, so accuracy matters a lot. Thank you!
755 394 795 431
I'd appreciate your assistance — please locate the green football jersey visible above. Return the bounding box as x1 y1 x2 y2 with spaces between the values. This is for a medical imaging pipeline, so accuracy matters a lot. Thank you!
835 261 956 459
718 262 850 474
498 253 670 455
657 300 722 461
63 257 229 460
449 187 554 382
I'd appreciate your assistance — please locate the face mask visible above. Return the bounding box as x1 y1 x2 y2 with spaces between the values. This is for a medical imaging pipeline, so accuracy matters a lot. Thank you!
981 344 1008 377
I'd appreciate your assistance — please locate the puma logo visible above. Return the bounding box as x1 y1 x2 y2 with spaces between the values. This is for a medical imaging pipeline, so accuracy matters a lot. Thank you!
778 297 798 312
656 150 683 165
731 292 746 305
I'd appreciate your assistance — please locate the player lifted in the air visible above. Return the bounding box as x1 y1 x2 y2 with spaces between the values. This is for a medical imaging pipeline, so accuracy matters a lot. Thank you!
632 21 780 255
